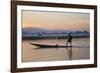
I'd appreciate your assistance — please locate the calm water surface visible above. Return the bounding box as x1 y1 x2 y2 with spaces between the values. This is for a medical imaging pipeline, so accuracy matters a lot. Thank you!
22 38 90 62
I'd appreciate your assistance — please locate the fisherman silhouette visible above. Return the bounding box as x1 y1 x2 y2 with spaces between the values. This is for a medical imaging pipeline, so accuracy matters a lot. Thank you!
66 33 72 47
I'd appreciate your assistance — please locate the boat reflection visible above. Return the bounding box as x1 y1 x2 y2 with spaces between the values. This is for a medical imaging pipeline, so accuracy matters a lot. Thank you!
66 47 72 60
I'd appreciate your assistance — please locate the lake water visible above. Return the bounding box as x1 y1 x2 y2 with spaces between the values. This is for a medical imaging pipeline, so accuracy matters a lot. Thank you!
22 38 90 62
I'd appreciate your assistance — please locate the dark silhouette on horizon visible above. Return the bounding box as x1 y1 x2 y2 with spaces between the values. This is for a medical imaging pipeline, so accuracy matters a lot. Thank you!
66 33 72 47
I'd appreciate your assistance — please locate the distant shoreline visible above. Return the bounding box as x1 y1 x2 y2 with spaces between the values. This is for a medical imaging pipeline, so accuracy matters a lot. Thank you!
22 36 89 40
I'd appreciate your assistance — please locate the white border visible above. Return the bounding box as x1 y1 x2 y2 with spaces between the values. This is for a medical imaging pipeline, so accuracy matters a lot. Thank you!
17 5 94 68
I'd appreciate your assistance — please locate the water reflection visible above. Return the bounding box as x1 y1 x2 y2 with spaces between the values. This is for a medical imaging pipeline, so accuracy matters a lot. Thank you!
66 47 72 60
22 38 90 62
34 46 73 60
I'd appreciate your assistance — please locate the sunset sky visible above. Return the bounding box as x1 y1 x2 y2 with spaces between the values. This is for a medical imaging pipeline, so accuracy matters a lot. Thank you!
22 10 90 31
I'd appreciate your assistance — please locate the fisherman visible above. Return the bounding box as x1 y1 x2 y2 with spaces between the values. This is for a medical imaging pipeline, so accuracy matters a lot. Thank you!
66 33 72 47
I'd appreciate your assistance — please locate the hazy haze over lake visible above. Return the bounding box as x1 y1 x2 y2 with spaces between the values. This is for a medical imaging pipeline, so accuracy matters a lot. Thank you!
22 10 90 31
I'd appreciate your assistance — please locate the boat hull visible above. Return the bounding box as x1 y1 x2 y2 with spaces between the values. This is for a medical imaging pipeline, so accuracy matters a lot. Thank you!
29 43 90 49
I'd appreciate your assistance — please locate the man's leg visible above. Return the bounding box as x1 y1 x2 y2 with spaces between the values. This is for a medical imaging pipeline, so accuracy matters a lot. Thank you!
70 41 72 47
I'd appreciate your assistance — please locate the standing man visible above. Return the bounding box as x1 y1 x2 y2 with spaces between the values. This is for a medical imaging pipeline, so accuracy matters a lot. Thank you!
66 33 72 47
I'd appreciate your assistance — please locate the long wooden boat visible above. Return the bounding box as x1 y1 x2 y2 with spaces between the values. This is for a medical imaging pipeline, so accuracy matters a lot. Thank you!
30 43 89 48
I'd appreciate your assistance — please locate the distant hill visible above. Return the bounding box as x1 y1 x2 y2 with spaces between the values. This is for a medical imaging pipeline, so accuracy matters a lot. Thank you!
22 27 72 34
22 27 47 34
22 27 90 39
